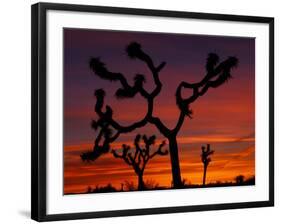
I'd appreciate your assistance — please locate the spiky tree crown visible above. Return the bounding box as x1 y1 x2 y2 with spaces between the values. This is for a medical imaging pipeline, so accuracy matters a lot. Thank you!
94 88 105 98
126 42 143 59
90 58 107 74
206 53 219 72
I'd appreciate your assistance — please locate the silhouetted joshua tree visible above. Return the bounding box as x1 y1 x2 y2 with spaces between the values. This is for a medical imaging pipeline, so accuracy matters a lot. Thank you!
112 134 167 190
201 144 214 186
81 41 238 188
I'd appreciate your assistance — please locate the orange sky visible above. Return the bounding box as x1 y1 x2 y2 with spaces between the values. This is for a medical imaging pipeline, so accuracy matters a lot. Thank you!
63 29 255 194
64 134 254 194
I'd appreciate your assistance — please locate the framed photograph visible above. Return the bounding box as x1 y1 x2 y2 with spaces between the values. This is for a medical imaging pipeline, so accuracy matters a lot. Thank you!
31 2 274 222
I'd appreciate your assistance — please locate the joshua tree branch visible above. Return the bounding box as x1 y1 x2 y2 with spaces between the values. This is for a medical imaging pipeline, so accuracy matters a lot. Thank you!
89 43 171 162
89 57 136 96
175 54 238 118
172 111 186 135
112 144 134 165
94 89 169 140
172 55 238 136
149 140 168 159
126 42 166 98
80 124 113 162
93 88 149 133
150 61 166 98
149 116 170 137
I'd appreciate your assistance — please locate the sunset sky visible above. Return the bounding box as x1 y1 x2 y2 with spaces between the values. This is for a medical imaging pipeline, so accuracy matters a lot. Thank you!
63 28 255 194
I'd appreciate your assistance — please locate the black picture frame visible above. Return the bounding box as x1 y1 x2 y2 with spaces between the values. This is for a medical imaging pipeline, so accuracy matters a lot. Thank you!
31 2 274 222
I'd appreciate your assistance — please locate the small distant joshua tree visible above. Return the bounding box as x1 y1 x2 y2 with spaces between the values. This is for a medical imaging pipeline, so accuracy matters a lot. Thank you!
201 144 214 186
80 41 238 188
112 134 168 190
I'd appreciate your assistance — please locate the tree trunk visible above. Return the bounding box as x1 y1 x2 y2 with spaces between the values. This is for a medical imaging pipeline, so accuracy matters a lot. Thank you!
203 165 207 186
137 173 145 190
168 136 182 188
